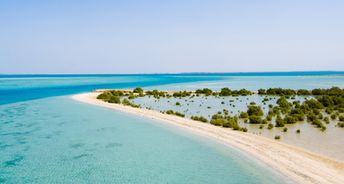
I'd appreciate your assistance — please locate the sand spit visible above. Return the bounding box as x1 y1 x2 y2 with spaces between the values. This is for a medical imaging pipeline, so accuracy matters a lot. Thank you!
72 92 344 184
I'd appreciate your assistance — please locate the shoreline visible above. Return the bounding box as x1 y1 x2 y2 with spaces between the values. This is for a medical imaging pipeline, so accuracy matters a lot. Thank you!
72 92 344 184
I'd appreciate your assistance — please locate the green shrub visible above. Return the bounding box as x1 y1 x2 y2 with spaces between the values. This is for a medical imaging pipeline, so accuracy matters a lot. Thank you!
247 105 264 116
173 91 192 97
195 88 213 96
266 115 272 121
275 115 284 127
324 117 330 124
146 90 166 98
121 98 140 108
219 88 231 96
266 88 296 95
174 111 185 117
212 114 223 120
191 116 208 123
108 96 121 104
311 119 326 131
313 109 320 115
331 114 337 120
133 87 144 94
110 90 124 96
339 115 344 121
222 120 231 128
277 97 292 109
307 113 317 122
97 92 112 101
166 110 174 115
239 112 249 118
284 116 297 124
337 122 344 128
304 99 324 109
297 89 311 95
325 108 333 114
241 127 248 132
122 98 131 106
249 115 262 124
210 119 225 126
291 113 305 121
223 116 239 128
258 89 266 94
165 110 184 117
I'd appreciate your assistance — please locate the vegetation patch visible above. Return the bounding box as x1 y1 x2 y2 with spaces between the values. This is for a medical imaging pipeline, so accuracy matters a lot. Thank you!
97 86 344 137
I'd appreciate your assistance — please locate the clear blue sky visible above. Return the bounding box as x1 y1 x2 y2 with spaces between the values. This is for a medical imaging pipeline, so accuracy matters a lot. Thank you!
1 0 343 74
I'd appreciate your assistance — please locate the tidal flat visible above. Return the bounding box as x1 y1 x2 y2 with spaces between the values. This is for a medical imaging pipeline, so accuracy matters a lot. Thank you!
98 87 344 161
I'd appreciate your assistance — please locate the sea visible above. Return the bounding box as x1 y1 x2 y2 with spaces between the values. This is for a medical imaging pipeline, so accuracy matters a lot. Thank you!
1 72 343 183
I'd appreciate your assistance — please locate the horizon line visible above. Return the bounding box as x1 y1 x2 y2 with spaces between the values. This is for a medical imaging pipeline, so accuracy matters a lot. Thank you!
1 70 344 76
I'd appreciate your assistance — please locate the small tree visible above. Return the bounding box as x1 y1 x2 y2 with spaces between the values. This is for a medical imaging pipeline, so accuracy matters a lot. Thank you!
249 115 262 124
239 112 249 119
108 96 121 104
247 105 264 116
275 115 284 127
133 87 144 94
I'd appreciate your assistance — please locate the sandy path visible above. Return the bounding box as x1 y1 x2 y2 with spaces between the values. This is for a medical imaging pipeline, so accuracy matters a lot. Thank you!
72 92 344 184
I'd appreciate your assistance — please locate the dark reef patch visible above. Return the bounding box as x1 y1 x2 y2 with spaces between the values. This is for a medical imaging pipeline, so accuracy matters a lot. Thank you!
72 153 91 160
3 155 24 167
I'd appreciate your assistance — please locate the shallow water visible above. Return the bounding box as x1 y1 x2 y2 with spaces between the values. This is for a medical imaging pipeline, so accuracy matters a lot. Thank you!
131 94 344 161
0 97 291 183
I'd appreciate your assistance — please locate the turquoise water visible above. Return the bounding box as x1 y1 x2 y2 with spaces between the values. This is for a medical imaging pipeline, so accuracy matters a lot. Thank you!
1 72 343 183
0 97 290 183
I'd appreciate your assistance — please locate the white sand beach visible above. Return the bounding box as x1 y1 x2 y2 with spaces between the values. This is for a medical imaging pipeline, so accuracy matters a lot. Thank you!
72 92 344 184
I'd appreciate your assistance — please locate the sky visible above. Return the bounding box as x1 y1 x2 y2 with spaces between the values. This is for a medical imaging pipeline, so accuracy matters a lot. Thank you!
0 0 344 74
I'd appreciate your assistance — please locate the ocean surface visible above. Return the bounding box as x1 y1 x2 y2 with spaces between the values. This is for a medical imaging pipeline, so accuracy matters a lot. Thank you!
1 72 343 183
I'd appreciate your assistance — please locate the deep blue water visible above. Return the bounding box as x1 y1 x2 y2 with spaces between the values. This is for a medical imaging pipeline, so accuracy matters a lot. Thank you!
0 75 222 105
1 72 343 105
